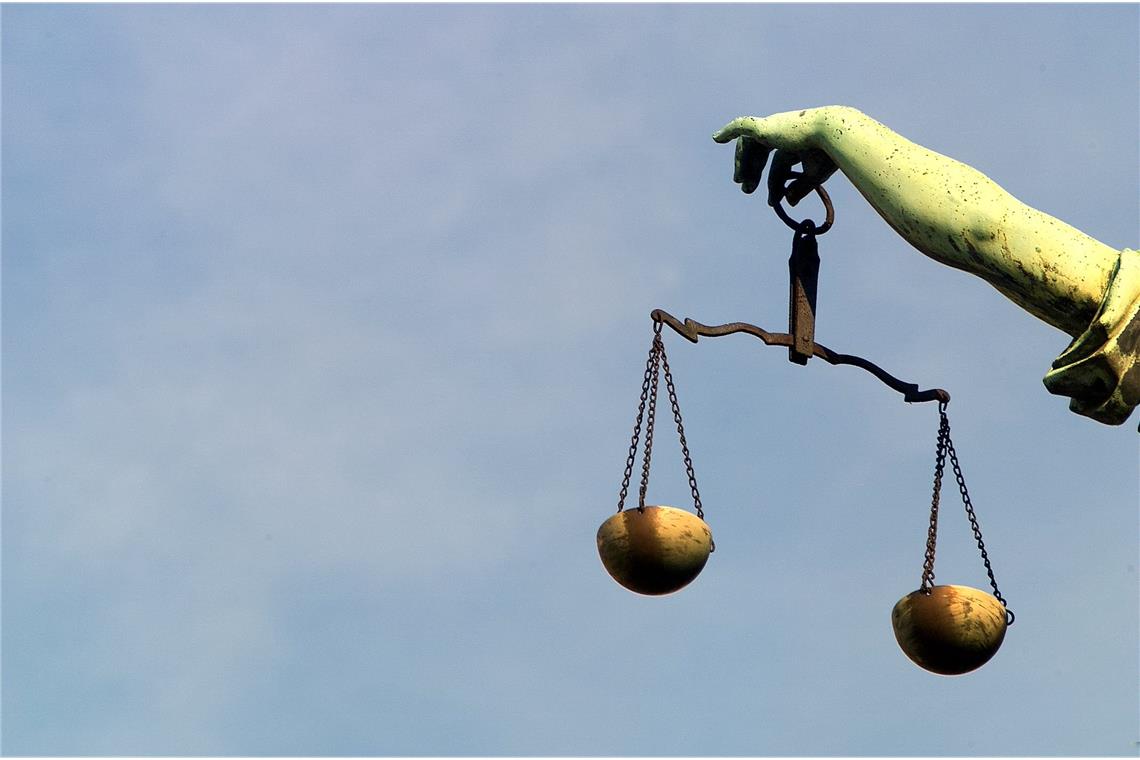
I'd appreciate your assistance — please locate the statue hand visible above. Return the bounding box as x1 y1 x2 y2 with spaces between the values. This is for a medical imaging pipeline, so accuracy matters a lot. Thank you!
713 114 837 208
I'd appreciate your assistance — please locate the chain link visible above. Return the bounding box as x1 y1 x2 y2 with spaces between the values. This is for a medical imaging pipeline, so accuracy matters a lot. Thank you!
920 402 1014 625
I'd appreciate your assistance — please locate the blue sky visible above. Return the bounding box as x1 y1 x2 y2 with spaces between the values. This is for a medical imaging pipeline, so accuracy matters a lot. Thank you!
2 3 1137 755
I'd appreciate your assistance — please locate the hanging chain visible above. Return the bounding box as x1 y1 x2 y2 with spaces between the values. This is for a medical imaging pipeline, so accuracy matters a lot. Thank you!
659 336 713 551
659 341 704 521
919 405 949 592
945 419 1013 622
616 322 709 544
637 334 663 511
616 323 661 513
920 401 1014 625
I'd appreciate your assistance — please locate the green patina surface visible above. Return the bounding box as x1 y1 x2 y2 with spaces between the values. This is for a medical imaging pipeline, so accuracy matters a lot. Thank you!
714 106 1138 427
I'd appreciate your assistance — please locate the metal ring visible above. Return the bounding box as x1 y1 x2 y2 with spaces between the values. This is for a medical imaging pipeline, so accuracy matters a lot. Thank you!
772 184 834 235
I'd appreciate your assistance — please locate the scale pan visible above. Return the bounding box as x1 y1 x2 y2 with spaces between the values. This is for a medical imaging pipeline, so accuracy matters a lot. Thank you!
891 584 1008 675
597 505 712 596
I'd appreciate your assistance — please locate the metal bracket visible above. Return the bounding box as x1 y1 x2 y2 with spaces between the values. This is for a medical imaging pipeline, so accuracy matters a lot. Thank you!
788 223 820 365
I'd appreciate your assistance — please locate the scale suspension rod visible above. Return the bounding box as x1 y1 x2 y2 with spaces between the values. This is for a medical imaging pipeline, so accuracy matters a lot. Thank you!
650 309 950 405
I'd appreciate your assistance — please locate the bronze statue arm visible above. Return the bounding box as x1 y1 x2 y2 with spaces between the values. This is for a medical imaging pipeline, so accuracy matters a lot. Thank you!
713 107 1138 427
713 106 1120 337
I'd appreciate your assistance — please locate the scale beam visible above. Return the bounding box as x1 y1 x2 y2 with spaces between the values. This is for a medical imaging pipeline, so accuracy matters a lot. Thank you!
650 308 950 405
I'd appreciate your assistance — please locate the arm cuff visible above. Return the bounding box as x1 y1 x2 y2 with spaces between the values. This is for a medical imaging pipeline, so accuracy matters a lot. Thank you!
1043 248 1140 427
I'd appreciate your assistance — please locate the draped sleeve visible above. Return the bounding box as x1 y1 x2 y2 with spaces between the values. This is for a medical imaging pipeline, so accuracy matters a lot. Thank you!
1043 248 1140 428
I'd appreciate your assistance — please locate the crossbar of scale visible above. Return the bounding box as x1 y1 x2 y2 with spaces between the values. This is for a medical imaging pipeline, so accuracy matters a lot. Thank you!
649 309 950 405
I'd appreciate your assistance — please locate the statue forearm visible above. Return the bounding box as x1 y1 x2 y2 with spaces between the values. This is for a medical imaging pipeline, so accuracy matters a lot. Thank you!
715 107 1138 427
804 106 1119 336
718 106 1120 337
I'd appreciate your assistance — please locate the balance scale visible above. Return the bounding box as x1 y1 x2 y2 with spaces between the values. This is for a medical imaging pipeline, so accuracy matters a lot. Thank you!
596 188 1014 677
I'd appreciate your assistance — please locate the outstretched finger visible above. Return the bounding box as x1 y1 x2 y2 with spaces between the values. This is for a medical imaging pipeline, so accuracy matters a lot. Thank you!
713 116 762 144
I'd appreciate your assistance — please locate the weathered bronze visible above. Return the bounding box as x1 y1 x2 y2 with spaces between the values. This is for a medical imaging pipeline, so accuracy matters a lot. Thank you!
597 505 713 596
714 106 1139 427
891 585 1008 676
597 116 1052 674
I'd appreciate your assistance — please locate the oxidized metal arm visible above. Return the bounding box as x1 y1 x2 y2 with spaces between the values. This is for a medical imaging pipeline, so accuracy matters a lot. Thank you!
712 106 1138 427
713 106 1120 336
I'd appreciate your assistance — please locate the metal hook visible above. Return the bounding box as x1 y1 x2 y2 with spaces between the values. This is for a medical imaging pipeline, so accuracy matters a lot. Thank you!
773 184 834 236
